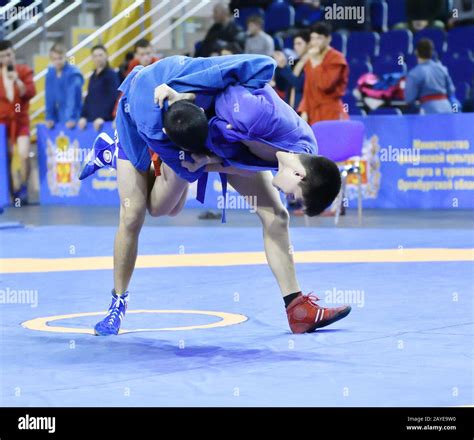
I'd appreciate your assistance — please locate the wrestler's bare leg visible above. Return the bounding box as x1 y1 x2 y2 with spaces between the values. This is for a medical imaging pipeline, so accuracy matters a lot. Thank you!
227 171 301 296
114 158 148 294
147 161 189 217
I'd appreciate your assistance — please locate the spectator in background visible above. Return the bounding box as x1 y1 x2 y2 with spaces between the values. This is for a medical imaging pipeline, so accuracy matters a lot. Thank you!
0 39 35 204
298 22 349 125
244 15 274 56
78 45 120 132
405 0 448 30
220 41 243 56
118 51 134 82
405 39 456 114
273 30 310 110
125 39 159 76
195 3 244 57
45 43 83 129
449 0 474 27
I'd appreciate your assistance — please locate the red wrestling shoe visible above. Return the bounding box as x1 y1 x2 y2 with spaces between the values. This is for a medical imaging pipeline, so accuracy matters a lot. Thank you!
286 293 351 334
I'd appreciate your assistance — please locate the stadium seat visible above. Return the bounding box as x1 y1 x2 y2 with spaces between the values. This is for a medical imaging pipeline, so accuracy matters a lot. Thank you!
404 53 418 70
312 120 366 224
235 7 264 30
444 58 474 85
371 107 403 115
440 50 473 66
386 0 407 28
373 54 407 75
413 28 446 55
273 35 284 51
455 81 471 103
294 2 322 27
264 2 295 34
331 32 347 55
283 35 293 49
370 0 388 32
380 29 413 58
348 60 373 89
346 31 379 62
447 26 474 56
343 93 365 115
349 106 367 116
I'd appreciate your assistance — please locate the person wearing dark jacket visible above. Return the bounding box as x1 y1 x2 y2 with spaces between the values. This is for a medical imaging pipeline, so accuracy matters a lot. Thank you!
273 30 310 110
78 45 119 131
195 3 245 57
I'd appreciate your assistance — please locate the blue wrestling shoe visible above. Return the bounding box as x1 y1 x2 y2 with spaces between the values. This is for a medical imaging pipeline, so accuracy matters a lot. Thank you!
94 290 129 336
79 132 117 180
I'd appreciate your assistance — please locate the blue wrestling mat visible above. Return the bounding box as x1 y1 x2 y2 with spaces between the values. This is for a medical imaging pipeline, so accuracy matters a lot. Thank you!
0 225 472 406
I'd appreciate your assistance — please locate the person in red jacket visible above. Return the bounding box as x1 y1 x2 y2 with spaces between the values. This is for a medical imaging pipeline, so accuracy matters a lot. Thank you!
0 40 36 204
298 22 349 125
125 39 159 76
113 39 160 118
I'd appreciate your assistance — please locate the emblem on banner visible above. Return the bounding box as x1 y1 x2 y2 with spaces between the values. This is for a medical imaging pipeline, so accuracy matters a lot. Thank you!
46 132 82 197
344 134 381 200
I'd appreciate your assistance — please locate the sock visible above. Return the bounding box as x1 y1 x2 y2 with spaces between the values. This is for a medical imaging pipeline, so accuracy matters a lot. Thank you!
112 289 129 299
284 291 302 308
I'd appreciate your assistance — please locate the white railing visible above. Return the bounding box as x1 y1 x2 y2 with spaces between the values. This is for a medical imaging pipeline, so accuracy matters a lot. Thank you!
13 0 83 51
29 0 210 123
0 0 22 16
3 0 43 33
31 0 145 83
7 0 64 41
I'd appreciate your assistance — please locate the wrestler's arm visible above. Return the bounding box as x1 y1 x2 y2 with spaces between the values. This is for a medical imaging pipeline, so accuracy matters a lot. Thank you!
166 54 276 93
181 153 252 177
204 163 253 177
154 55 276 107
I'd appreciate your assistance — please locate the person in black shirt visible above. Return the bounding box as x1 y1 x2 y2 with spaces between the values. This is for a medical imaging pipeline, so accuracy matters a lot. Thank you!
78 45 119 131
195 3 245 57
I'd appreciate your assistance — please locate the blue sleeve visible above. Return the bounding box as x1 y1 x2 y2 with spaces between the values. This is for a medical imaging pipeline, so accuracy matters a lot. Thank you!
45 72 56 121
166 54 276 93
404 70 420 104
445 69 456 97
63 74 84 122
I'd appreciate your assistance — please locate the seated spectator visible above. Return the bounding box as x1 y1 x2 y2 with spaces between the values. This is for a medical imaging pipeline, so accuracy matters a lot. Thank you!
78 45 120 132
405 39 455 114
407 0 449 30
126 39 159 76
0 39 35 204
244 15 274 56
195 3 245 57
220 41 243 56
298 22 349 124
45 43 84 129
273 30 310 110
450 0 474 27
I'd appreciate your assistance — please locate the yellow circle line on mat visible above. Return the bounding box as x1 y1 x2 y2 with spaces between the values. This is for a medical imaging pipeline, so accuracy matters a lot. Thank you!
1 248 473 274
21 309 248 335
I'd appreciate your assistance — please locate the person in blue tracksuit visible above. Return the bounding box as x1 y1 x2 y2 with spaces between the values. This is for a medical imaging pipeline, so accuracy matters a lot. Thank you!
45 43 84 129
